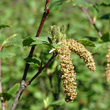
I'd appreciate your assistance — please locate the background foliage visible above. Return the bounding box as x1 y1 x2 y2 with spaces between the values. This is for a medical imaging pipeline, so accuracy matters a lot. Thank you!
0 0 110 110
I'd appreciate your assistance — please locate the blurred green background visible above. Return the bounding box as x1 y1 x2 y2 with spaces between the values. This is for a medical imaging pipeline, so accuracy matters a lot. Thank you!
0 0 110 110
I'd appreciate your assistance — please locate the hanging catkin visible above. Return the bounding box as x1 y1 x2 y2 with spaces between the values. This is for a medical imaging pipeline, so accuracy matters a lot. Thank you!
67 39 96 72
106 46 110 82
51 25 96 102
57 40 77 102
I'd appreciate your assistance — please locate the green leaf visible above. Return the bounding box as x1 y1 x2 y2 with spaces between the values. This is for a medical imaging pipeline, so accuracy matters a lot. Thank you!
8 83 20 95
0 24 10 29
0 52 15 58
101 33 110 42
49 99 65 107
24 57 41 66
100 2 110 7
2 34 21 47
85 36 98 41
50 0 66 8
52 43 64 48
77 40 95 47
22 37 34 46
0 84 20 102
100 13 110 20
72 0 92 8
31 37 49 45
48 37 52 44
93 42 110 52
0 92 12 101
100 3 110 7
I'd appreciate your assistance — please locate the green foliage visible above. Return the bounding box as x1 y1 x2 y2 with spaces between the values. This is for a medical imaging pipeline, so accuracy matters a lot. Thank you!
22 36 49 46
0 84 20 102
77 40 95 47
48 99 65 106
72 0 92 8
93 42 110 52
0 24 10 29
22 37 34 46
101 33 110 42
0 0 110 110
31 37 49 45
24 57 41 66
100 13 110 20
8 83 20 95
100 1 110 7
2 34 21 48
0 52 15 58
0 92 12 101
52 43 64 48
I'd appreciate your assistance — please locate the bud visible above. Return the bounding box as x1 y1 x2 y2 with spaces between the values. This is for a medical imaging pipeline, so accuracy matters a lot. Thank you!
51 25 66 43
67 39 96 72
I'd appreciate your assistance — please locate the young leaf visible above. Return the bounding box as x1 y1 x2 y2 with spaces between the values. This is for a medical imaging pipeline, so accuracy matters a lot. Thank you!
8 83 20 95
48 99 65 107
72 0 92 8
2 34 21 47
0 92 12 101
77 40 95 47
23 37 34 46
0 52 15 58
0 24 10 29
44 97 49 108
24 57 41 66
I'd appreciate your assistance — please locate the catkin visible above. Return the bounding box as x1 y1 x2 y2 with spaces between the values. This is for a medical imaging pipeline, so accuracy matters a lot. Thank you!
51 25 96 102
57 40 77 102
67 39 96 72
106 46 110 82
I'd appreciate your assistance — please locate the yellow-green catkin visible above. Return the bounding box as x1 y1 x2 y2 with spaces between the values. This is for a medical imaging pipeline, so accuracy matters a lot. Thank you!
67 39 96 72
106 46 110 83
57 40 77 102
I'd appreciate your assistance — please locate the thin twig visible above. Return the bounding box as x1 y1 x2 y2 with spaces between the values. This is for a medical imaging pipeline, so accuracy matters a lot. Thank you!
79 6 102 37
22 0 49 81
26 52 57 86
0 45 6 110
10 1 49 110
10 52 57 110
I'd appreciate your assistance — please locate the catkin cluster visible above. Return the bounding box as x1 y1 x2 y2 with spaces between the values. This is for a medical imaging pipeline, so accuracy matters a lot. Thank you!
106 46 110 82
57 40 77 102
51 25 96 102
67 39 96 72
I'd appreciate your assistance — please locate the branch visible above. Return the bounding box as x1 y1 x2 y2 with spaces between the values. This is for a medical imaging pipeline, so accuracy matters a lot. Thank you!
26 52 57 86
10 52 57 110
22 0 49 81
10 0 50 110
0 45 6 110
79 6 102 37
